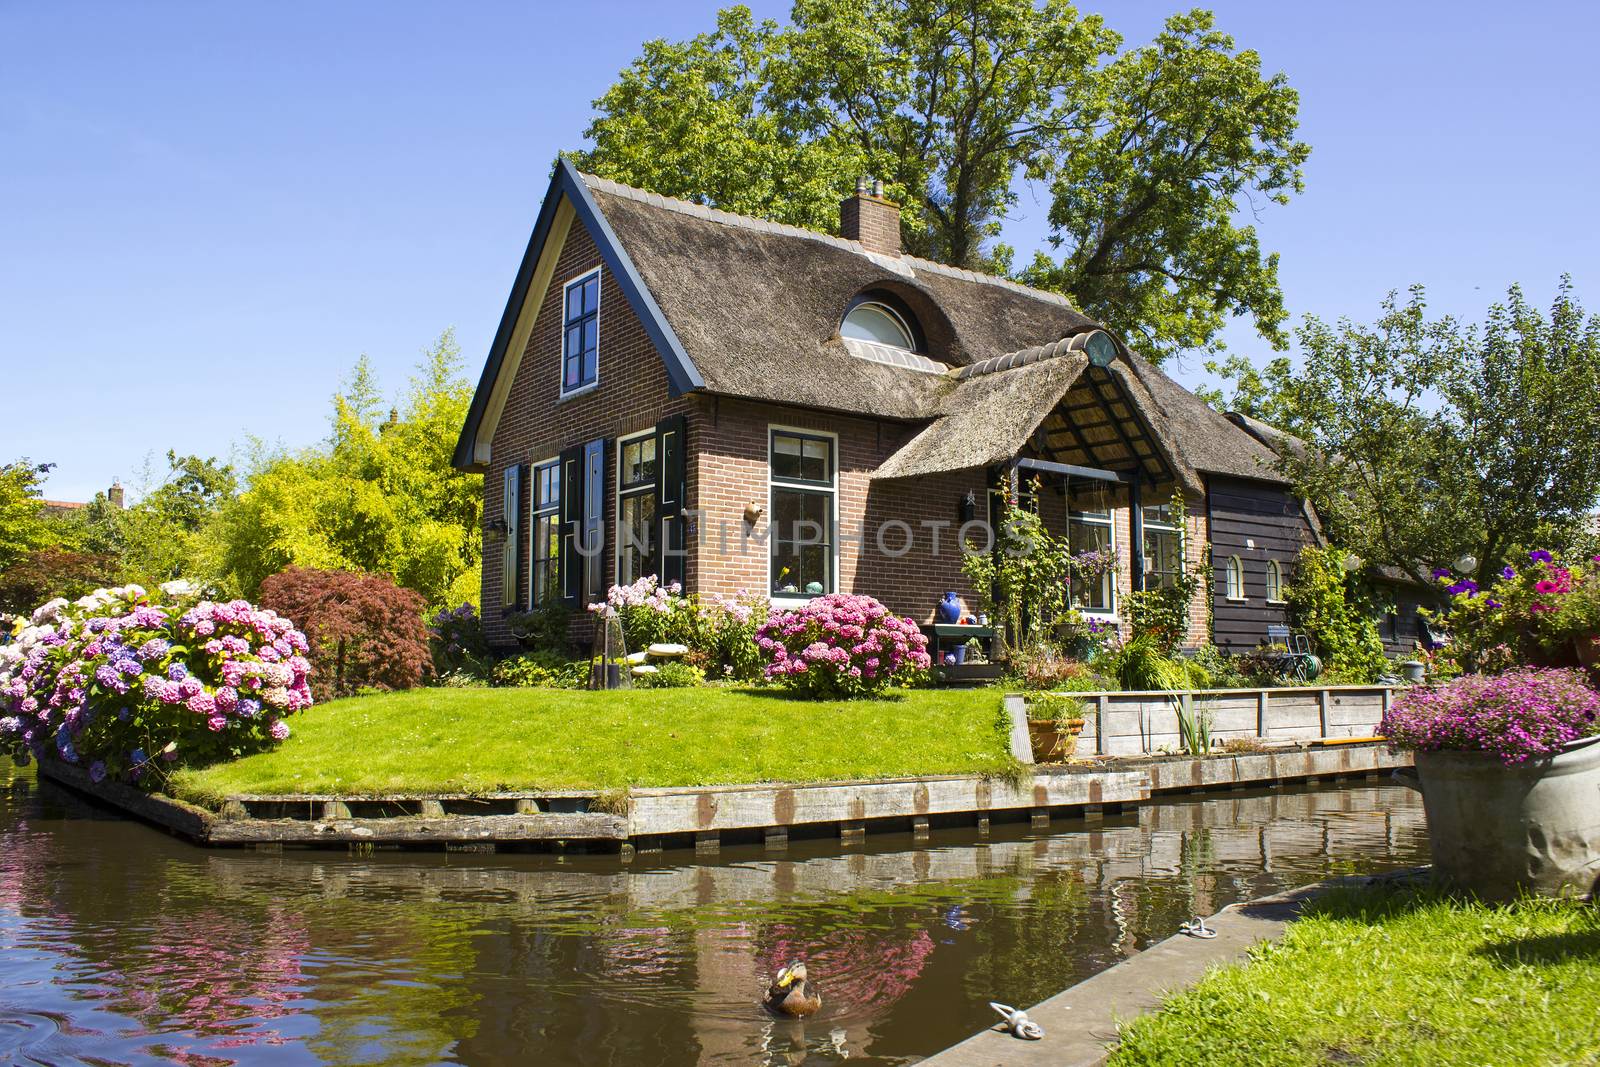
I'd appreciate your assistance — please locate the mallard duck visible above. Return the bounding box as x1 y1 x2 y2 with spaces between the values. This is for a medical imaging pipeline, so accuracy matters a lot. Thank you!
763 961 821 1017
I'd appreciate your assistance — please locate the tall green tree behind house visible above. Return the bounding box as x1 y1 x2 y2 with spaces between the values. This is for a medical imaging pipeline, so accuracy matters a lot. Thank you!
1200 279 1600 581
203 330 483 607
576 1 1309 363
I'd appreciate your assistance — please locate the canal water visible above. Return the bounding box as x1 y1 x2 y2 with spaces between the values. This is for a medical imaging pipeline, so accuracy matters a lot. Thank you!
1 761 1428 1066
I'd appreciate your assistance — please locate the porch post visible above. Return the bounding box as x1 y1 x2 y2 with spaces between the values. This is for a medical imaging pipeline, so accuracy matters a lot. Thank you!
1129 475 1144 593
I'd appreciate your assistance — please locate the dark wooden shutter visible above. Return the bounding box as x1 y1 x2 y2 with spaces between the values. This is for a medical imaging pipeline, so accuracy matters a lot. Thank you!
558 445 582 605
581 438 608 602
501 464 523 608
655 414 688 587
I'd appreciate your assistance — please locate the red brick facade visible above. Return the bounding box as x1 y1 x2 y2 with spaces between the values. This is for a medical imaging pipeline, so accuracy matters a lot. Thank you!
481 213 1211 649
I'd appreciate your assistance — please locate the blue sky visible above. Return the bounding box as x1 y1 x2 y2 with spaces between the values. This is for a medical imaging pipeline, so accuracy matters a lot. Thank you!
4 1 1596 503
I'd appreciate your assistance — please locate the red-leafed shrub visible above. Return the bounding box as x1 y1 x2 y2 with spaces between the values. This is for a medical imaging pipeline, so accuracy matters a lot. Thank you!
257 567 430 700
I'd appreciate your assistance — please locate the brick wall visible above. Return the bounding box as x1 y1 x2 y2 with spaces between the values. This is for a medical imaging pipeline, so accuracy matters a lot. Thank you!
839 193 902 257
688 398 985 621
482 220 689 649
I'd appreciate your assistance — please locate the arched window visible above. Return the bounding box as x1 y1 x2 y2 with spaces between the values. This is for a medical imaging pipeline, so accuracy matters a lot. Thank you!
1266 559 1284 602
1225 555 1246 600
841 299 917 350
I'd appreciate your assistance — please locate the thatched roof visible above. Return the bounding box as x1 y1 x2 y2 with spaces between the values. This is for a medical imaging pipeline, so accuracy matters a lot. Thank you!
455 160 1296 488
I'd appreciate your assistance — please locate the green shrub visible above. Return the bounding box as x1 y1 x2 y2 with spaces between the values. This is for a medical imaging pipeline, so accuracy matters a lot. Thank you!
1286 546 1388 682
636 661 705 689
492 650 587 689
505 602 573 655
1096 635 1209 691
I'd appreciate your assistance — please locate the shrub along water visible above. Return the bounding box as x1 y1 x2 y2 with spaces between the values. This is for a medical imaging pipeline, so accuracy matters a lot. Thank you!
0 581 311 787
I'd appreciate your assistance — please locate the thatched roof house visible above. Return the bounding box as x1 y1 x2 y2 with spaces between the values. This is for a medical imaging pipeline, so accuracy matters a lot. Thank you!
457 161 1362 654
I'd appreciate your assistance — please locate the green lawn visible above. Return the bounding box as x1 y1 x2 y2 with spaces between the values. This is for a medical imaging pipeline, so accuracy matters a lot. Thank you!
171 685 1018 803
1110 884 1600 1067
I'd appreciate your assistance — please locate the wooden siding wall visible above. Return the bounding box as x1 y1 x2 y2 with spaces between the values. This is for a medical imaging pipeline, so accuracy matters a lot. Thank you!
1207 476 1314 649
1374 579 1433 657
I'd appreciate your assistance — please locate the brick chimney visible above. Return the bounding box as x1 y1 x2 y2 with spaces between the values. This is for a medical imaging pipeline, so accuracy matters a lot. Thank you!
107 481 125 509
840 177 901 257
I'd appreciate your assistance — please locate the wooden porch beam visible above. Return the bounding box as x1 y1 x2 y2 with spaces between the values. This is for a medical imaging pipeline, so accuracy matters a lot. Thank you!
1011 456 1132 484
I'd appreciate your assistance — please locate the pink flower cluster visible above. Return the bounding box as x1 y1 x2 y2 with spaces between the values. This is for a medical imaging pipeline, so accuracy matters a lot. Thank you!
757 593 931 697
0 582 312 785
590 575 683 615
1381 667 1600 765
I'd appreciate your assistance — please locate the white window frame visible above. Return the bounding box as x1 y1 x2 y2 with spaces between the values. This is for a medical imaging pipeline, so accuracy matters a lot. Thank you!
1225 554 1247 601
558 267 602 399
1265 558 1286 604
1139 502 1183 592
767 424 839 608
528 456 560 609
841 300 917 350
1068 482 1117 618
613 428 660 588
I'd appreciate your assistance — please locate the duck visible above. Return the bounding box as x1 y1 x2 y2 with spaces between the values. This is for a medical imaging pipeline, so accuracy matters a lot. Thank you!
763 961 822 1017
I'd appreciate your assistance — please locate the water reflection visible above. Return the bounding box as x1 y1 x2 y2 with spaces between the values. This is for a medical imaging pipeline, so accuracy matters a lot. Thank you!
1 760 1427 1065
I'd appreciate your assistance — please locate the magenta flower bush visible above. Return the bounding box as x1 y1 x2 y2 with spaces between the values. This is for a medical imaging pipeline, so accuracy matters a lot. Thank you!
757 593 931 698
0 581 312 786
1380 668 1600 765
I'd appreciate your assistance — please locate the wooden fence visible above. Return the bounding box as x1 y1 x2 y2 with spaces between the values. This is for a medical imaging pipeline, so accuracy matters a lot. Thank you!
1051 685 1398 756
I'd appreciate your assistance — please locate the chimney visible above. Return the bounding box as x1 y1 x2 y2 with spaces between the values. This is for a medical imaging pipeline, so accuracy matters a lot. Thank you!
840 176 901 257
107 481 125 509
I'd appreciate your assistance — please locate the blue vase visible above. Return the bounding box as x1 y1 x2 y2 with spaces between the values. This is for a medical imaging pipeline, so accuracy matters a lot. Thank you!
936 592 962 624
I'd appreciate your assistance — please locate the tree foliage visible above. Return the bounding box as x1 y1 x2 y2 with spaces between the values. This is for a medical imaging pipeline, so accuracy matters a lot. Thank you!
576 1 1308 362
0 460 72 573
257 566 431 701
0 547 118 615
1202 279 1600 582
203 331 483 606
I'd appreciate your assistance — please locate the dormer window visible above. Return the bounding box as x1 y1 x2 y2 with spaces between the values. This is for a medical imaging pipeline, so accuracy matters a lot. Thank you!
842 299 916 350
838 291 946 374
561 269 600 396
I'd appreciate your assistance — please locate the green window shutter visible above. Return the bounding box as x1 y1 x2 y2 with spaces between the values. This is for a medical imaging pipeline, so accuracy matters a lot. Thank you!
501 464 522 608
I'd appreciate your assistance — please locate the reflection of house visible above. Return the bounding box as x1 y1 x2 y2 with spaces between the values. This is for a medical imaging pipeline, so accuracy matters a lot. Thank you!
455 163 1322 651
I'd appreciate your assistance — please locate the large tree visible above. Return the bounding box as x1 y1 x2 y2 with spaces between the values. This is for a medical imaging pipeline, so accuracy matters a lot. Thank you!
202 330 483 606
1201 278 1600 582
575 1 1308 362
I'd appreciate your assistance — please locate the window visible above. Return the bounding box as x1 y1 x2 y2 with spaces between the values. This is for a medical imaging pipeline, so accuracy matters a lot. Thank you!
1266 559 1285 603
617 433 659 586
500 465 521 607
561 269 600 395
770 430 835 598
530 460 560 607
1141 500 1183 591
841 300 916 350
1068 481 1115 613
1225 555 1246 600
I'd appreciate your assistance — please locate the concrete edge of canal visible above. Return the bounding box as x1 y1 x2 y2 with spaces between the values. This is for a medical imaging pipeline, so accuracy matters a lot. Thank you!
919 867 1432 1067
33 741 1412 855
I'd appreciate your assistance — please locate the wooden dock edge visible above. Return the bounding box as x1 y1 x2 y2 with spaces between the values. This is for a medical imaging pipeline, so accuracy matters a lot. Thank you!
33 742 1410 852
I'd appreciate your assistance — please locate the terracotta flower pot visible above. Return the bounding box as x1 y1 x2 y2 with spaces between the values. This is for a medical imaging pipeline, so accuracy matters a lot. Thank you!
1026 721 1079 763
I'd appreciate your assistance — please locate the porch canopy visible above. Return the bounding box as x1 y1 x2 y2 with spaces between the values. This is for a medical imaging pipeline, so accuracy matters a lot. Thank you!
871 329 1212 588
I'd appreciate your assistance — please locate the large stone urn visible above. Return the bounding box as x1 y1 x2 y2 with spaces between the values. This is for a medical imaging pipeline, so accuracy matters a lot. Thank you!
1413 734 1600 901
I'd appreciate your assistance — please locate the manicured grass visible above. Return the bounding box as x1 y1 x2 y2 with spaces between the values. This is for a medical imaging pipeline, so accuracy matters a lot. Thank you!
1110 884 1600 1067
171 685 1018 803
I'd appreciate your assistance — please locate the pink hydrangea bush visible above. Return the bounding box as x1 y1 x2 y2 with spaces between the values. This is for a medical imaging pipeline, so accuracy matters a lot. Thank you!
757 593 931 698
0 581 312 786
1380 667 1600 765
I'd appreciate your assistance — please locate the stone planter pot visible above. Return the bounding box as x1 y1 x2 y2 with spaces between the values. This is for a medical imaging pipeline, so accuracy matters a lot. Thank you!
1027 720 1084 763
1412 734 1600 901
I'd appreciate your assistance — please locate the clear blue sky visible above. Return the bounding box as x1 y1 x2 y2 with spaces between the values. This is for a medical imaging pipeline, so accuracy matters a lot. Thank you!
4 1 1596 503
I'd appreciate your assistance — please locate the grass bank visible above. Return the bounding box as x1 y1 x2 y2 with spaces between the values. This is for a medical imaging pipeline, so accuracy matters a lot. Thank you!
171 686 1018 804
1110 883 1600 1066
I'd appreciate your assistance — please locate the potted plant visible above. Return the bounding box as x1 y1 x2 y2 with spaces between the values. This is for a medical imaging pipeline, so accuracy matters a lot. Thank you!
1027 692 1088 763
1381 667 1600 900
